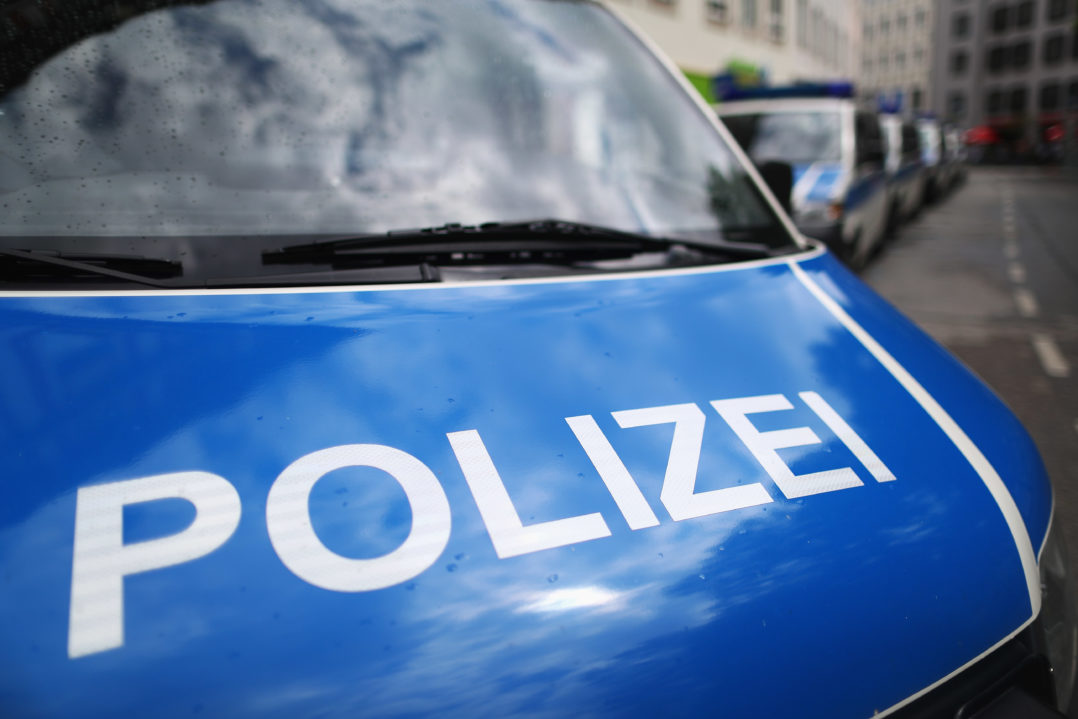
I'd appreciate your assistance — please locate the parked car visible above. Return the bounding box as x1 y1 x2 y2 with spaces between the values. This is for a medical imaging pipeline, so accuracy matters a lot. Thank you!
717 90 890 269
1 2 1073 718
879 113 927 230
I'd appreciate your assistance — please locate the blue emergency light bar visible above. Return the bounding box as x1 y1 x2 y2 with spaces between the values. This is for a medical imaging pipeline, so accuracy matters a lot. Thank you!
877 98 902 114
716 80 854 102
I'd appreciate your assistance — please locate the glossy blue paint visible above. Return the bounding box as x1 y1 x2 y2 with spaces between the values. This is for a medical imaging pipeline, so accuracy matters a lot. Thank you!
892 161 924 184
797 253 1053 552
845 171 886 212
0 251 1050 718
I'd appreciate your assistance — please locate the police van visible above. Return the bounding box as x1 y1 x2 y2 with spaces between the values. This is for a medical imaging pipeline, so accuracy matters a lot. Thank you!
716 87 891 270
879 113 927 227
0 1 1072 717
918 115 948 203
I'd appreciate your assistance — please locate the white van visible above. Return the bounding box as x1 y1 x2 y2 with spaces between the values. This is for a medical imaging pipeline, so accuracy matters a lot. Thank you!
718 93 891 268
879 114 927 227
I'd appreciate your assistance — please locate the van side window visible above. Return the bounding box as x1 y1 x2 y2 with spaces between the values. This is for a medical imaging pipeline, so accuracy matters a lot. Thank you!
855 112 883 167
901 125 921 163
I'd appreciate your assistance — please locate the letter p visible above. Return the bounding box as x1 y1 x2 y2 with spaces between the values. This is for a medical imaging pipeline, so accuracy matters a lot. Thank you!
68 472 241 659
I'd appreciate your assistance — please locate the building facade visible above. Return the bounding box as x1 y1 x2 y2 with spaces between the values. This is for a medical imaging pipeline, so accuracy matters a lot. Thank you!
607 0 861 98
932 0 1078 149
858 0 937 114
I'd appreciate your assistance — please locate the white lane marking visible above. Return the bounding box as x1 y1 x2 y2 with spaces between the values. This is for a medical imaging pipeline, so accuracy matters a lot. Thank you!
1007 262 1027 284
788 261 1041 613
1031 333 1071 378
1014 288 1039 318
1004 242 1020 259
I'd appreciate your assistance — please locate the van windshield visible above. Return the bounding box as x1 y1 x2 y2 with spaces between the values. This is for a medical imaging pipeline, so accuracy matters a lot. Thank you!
722 111 843 166
0 0 789 266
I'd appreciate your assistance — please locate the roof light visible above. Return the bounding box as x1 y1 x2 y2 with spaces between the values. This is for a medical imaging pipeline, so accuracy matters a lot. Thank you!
716 80 855 102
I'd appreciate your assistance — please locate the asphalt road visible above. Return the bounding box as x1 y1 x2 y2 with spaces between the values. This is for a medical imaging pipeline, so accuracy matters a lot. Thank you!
862 165 1078 577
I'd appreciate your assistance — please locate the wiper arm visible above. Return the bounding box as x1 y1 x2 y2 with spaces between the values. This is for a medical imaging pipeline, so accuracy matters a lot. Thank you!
262 219 777 267
0 247 441 289
0 248 182 288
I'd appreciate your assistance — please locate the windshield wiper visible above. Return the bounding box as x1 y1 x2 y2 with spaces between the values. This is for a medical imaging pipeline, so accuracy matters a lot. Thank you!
262 219 779 268
0 248 182 288
0 247 444 289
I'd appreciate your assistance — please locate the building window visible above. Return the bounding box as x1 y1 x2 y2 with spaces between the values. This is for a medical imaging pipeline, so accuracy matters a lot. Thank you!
987 89 1004 114
1074 26 1078 58
879 53 889 70
768 0 784 41
742 0 757 27
1043 34 1066 64
951 50 969 74
1068 80 1078 110
1040 82 1061 111
914 47 924 65
1015 1 1034 28
915 8 926 27
911 87 923 110
987 45 1008 73
952 13 970 38
1009 87 1028 113
706 0 730 23
949 91 967 119
1012 40 1032 70
863 22 873 41
990 5 1009 34
1047 0 1070 22
897 14 907 32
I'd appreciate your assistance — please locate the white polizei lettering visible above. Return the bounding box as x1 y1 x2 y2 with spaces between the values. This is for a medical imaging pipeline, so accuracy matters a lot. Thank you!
447 429 611 558
800 391 896 483
68 471 241 659
265 444 451 592
612 403 773 521
712 394 864 499
565 414 660 530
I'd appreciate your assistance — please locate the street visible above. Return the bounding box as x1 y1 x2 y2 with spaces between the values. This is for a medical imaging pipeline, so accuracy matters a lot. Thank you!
863 166 1078 573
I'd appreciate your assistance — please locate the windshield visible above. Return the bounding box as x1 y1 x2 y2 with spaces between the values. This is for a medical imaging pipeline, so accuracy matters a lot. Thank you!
0 0 789 277
721 111 842 166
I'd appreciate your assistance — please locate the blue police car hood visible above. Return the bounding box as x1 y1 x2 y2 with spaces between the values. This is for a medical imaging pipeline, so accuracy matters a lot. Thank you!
0 249 1052 718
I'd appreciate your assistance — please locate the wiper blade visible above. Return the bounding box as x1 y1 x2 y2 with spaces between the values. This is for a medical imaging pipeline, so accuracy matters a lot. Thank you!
0 247 441 289
262 219 777 267
0 248 182 288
